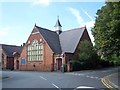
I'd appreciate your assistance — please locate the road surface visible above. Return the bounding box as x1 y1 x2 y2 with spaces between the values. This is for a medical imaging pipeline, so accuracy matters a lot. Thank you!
1 67 119 90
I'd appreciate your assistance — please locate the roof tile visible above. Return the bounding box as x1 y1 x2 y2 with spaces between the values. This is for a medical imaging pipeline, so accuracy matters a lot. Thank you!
0 44 23 57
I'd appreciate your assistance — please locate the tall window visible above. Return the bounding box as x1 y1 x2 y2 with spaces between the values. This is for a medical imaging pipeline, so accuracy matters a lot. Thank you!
27 39 43 61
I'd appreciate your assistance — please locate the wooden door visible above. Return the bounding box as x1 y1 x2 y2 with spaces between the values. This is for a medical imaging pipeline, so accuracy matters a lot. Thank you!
57 58 62 70
16 60 19 69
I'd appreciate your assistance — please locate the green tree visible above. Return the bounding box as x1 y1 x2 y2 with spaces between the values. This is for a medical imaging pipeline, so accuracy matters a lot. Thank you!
78 40 99 68
92 2 120 65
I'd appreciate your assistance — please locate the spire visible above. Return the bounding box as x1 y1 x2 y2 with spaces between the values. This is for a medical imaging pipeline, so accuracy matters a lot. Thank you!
84 25 87 29
35 23 37 27
34 23 37 28
54 16 62 35
54 16 62 27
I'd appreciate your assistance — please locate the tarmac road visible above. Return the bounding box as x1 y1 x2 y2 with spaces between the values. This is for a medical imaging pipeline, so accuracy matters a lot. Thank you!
1 67 119 90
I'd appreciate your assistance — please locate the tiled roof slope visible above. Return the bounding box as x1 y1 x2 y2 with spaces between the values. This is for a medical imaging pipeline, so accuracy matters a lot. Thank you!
0 44 23 57
59 27 85 53
36 26 86 54
36 26 62 53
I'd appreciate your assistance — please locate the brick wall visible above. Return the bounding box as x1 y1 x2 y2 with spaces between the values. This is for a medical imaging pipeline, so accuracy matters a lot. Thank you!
14 53 20 70
1 49 7 69
19 28 53 71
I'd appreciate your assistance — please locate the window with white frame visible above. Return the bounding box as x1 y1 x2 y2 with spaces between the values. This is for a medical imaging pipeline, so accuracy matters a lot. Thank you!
27 39 43 61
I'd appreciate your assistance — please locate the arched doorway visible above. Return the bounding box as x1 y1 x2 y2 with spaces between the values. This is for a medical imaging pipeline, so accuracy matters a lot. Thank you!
56 58 62 71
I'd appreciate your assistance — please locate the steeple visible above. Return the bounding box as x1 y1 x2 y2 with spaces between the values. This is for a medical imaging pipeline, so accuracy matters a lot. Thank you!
34 23 37 28
54 16 62 35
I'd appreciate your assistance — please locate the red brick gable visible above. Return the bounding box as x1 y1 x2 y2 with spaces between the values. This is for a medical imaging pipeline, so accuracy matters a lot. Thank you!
19 27 53 71
26 28 40 45
31 27 38 33
80 28 91 42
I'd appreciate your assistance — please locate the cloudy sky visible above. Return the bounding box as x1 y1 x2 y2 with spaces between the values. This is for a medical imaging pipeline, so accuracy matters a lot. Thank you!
0 0 105 46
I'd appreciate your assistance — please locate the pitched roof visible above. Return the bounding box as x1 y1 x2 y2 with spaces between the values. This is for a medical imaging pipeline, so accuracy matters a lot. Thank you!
35 25 86 54
36 26 62 53
59 27 85 53
0 44 23 57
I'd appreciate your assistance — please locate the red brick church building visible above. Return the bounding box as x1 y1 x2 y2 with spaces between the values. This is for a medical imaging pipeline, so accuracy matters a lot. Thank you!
19 19 91 72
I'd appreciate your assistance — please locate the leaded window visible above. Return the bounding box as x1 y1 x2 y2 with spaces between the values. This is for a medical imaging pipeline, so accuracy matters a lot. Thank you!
27 39 43 61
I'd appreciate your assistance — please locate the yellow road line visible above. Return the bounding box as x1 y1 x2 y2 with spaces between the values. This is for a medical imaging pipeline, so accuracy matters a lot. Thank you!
101 78 113 89
101 75 117 90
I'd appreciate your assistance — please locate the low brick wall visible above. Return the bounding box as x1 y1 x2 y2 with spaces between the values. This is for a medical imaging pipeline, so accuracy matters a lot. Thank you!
19 64 51 71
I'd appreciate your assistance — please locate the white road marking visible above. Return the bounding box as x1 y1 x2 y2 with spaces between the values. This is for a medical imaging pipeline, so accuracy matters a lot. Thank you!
74 73 78 75
76 86 94 89
90 76 94 79
40 76 47 80
94 77 100 80
86 75 90 78
85 75 100 80
52 83 61 90
78 74 84 76
40 76 61 89
66 72 100 80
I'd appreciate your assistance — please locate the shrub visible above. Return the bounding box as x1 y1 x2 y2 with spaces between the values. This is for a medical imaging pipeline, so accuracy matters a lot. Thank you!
63 64 67 72
70 60 80 71
78 40 100 69
70 60 86 71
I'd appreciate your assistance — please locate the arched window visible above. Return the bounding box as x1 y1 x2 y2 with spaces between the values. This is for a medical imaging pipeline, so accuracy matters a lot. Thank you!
32 39 38 46
27 39 43 61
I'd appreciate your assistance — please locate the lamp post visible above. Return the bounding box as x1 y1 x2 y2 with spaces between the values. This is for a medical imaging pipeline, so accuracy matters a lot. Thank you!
61 53 64 73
